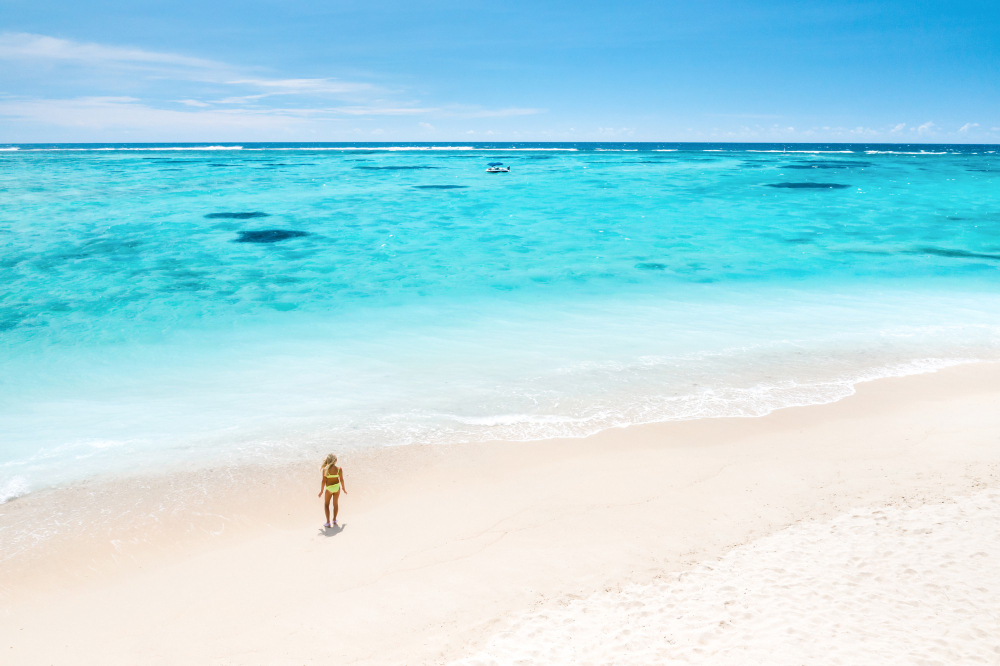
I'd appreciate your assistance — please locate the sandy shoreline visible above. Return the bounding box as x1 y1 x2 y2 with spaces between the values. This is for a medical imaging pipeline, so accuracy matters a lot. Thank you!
456 485 1000 664
3 362 1000 664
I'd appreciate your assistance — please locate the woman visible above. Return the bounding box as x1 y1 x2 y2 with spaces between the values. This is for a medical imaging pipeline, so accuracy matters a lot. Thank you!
318 453 347 528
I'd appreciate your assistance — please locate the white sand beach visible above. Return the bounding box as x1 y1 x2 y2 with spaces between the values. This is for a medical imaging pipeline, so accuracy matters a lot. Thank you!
2 362 1000 664
455 488 1000 665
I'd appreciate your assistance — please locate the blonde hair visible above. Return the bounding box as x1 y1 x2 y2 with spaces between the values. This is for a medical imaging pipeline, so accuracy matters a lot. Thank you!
321 453 338 471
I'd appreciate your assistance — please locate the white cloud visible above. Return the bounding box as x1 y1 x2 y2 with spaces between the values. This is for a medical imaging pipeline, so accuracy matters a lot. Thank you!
0 31 221 70
706 113 783 119
0 96 337 134
418 121 435 131
0 32 377 99
596 126 635 137
958 122 979 133
330 105 435 116
215 94 274 105
438 106 545 118
0 32 547 138
0 95 473 136
693 121 965 142
226 78 376 95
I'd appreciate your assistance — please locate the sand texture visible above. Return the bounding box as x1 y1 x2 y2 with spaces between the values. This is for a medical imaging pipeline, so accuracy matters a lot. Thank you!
454 488 1000 665
2 363 1000 664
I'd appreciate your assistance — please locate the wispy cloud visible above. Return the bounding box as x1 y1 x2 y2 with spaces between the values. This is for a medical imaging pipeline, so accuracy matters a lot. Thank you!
0 32 378 101
596 126 635 137
0 96 328 133
225 78 378 97
328 105 435 116
0 95 471 138
688 120 989 143
706 113 783 120
0 32 223 72
441 107 546 118
0 32 546 139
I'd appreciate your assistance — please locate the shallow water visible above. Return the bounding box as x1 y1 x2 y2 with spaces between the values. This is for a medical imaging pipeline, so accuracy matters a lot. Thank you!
2 142 999 501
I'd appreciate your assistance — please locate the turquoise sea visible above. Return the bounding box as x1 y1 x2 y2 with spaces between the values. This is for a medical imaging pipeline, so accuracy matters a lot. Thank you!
2 142 999 504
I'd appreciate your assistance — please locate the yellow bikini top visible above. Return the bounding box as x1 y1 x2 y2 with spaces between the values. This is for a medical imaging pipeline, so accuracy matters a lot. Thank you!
325 467 339 480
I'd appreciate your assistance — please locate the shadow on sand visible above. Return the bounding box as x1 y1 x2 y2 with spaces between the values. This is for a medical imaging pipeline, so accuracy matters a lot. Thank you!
319 523 346 537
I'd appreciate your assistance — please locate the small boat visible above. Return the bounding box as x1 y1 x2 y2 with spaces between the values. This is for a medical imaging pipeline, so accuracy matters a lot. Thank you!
486 162 510 173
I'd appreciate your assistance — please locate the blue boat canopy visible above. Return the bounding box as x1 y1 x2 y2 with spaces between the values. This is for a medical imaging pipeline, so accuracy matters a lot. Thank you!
487 162 504 166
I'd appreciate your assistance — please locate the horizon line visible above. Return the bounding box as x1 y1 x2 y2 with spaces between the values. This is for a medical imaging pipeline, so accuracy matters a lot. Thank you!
3 140 999 146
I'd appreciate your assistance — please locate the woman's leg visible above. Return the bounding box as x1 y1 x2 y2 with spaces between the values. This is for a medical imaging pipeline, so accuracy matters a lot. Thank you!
332 491 340 523
323 491 331 524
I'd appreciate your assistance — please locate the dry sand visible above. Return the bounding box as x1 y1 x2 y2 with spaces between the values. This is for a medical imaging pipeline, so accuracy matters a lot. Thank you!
455 488 1000 665
2 363 999 664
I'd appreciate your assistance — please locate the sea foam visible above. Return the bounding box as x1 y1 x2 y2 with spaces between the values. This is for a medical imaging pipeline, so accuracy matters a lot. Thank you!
0 476 29 504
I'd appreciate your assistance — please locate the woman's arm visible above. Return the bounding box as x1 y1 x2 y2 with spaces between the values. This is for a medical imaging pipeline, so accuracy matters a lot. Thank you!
339 467 347 494
318 470 326 497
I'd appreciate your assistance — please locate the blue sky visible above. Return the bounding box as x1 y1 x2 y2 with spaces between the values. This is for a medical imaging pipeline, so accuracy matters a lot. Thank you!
1 0 997 142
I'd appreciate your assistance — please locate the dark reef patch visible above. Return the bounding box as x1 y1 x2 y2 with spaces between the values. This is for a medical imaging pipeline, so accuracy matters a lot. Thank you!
413 185 469 189
234 230 310 244
206 212 271 219
908 247 1000 261
767 182 851 189
849 249 894 256
636 262 667 270
354 166 439 170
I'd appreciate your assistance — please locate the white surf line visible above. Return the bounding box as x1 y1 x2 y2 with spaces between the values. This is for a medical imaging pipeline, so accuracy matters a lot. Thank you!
13 146 244 151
